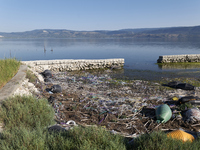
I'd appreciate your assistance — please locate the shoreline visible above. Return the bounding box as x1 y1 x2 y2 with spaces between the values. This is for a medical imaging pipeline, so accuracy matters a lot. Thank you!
1 63 200 138
15 65 200 137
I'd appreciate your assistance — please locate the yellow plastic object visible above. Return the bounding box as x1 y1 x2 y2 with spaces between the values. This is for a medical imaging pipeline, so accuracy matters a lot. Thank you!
167 130 194 142
172 97 179 101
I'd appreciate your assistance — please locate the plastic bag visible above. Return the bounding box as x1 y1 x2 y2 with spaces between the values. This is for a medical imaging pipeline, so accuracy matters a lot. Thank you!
167 81 195 90
41 70 53 78
176 83 195 90
178 96 199 104
48 125 67 134
50 85 62 93
186 108 200 122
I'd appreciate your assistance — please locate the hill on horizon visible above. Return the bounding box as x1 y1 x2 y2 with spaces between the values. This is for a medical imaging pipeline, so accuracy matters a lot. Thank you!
0 25 200 39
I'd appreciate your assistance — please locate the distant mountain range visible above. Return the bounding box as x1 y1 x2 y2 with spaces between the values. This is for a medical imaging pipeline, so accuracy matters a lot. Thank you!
1 25 200 39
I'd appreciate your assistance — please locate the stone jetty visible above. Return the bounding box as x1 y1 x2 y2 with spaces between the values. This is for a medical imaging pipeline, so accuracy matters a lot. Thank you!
157 54 200 63
22 58 124 71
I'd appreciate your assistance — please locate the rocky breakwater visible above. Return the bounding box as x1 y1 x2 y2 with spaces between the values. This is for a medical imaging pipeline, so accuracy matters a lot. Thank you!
157 54 200 63
22 59 124 72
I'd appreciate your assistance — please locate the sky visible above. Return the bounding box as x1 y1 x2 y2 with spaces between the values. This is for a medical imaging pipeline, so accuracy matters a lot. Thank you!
0 0 200 32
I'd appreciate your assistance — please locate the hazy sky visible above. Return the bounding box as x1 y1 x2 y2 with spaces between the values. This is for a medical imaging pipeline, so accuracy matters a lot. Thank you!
1 0 200 32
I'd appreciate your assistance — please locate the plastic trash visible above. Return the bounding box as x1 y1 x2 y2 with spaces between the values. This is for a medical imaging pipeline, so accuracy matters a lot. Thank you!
156 104 172 123
167 81 195 90
66 120 77 126
176 83 195 90
186 108 200 122
42 69 52 74
168 81 180 88
167 129 194 142
172 97 179 101
189 100 200 105
48 96 55 103
48 125 67 134
178 96 199 104
48 91 53 94
50 85 62 93
41 70 53 78
44 77 53 82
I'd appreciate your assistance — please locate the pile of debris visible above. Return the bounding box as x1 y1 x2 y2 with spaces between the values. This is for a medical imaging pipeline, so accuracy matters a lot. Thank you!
31 69 200 141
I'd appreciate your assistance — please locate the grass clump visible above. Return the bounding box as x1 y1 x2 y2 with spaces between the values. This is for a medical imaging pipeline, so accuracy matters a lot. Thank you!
0 126 127 150
0 58 20 89
0 126 47 150
0 95 55 149
131 131 200 150
1 96 200 149
26 70 37 83
64 126 127 150
0 95 127 149
45 126 127 150
0 95 55 130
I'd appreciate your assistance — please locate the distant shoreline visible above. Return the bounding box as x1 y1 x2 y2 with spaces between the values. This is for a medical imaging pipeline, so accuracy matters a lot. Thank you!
1 25 200 39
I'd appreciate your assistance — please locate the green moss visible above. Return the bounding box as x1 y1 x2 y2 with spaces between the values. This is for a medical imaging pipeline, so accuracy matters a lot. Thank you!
157 62 200 70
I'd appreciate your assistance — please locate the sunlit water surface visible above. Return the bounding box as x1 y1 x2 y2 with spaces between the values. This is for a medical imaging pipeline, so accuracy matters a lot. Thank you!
1 38 200 80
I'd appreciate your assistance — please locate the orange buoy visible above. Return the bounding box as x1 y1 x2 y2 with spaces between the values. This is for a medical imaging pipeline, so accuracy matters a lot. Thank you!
167 130 194 142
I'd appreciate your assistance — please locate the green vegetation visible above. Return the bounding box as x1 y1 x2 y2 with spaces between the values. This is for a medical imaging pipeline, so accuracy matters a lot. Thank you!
0 95 55 149
132 131 200 150
0 95 55 130
0 95 127 149
157 62 200 70
0 95 200 149
26 70 37 83
0 58 20 89
62 126 127 150
177 102 193 112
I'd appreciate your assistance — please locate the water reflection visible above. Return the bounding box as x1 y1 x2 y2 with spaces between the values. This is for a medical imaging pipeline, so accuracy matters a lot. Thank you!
157 63 200 70
1 38 200 72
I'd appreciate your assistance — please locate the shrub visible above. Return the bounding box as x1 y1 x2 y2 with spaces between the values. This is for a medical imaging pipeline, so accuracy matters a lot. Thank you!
26 70 37 83
0 95 55 130
131 131 200 150
46 126 127 150
0 58 20 89
0 126 47 150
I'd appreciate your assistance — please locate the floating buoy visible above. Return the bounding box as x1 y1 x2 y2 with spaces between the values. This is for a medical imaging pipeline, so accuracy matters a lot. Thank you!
156 104 172 123
167 130 194 142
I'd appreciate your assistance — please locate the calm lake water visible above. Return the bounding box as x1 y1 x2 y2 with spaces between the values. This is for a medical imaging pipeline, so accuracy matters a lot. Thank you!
1 38 200 80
